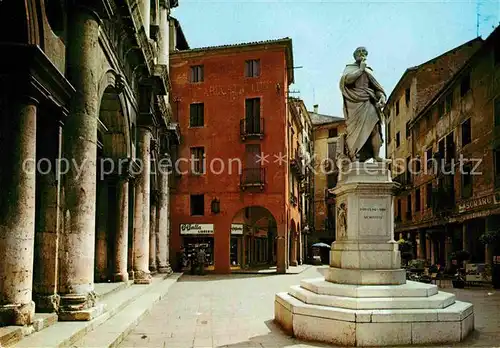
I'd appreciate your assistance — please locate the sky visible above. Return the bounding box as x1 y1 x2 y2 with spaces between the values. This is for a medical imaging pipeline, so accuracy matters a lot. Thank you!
172 0 499 118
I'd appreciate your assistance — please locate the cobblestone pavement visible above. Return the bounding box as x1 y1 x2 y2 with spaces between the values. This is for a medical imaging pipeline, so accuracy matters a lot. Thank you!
119 266 500 348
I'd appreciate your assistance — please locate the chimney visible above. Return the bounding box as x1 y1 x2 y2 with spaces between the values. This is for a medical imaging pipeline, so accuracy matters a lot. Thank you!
313 104 319 114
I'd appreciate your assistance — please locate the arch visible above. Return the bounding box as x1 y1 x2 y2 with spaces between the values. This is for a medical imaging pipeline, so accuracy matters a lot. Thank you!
229 206 278 269
97 70 131 159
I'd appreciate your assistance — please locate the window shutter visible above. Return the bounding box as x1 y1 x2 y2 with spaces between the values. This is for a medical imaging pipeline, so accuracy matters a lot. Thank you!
190 104 196 126
254 60 260 76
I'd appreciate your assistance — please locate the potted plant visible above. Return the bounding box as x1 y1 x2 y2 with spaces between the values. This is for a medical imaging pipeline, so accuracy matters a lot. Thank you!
479 230 499 245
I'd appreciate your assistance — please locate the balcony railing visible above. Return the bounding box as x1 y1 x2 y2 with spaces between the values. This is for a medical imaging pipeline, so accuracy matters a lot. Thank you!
240 117 264 140
290 149 304 179
240 168 265 190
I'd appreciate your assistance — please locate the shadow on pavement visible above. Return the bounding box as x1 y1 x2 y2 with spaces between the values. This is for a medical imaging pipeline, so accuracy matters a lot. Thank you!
177 273 277 282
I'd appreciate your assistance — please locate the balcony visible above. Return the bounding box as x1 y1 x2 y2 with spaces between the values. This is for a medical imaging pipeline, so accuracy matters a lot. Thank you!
290 148 305 179
290 193 298 207
240 168 265 190
240 117 264 141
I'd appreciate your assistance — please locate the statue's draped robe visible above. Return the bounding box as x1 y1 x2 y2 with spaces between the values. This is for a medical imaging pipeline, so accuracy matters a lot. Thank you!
339 64 386 160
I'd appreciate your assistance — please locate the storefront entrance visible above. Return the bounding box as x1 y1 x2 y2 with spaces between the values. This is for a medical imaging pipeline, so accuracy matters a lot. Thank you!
180 224 215 271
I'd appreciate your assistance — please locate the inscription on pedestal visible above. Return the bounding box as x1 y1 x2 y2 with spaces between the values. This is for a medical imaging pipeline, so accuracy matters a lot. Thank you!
358 198 387 236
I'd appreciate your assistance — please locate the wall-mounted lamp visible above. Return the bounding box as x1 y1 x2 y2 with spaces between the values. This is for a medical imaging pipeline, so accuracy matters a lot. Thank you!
211 198 220 214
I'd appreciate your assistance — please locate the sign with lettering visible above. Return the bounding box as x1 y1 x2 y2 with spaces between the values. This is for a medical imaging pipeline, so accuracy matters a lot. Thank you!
358 198 388 237
231 224 244 235
458 194 498 213
180 224 214 235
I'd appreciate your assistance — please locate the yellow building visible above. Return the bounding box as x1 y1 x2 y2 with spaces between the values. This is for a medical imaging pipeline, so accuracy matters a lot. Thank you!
309 105 345 254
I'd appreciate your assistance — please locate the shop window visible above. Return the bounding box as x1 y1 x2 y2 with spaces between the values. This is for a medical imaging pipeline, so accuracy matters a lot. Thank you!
190 194 204 216
396 132 400 147
189 103 204 127
461 163 473 199
405 88 410 106
426 182 432 208
328 128 338 138
190 65 204 83
460 72 470 97
245 59 260 77
461 118 471 146
190 147 205 174
445 92 453 113
415 188 421 212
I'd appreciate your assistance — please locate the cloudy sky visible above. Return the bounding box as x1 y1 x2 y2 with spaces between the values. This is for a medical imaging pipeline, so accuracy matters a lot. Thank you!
173 0 499 117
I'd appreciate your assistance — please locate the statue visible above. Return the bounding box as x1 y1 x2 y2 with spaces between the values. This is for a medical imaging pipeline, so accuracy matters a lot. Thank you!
339 47 386 162
336 202 347 239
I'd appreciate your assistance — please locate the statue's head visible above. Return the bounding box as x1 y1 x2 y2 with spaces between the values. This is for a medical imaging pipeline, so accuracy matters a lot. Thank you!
353 47 368 62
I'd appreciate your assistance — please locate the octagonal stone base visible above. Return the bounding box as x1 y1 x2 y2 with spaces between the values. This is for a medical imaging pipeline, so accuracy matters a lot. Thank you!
274 279 474 346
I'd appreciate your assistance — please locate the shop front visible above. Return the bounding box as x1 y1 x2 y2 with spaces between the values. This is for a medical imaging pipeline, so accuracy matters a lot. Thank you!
230 223 244 270
180 223 215 271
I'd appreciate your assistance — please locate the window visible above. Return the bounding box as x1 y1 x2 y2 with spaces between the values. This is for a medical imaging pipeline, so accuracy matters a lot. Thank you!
415 188 421 211
495 149 500 188
438 138 445 161
445 132 455 164
415 157 421 173
245 144 261 168
405 88 410 106
495 97 500 126
190 147 205 174
406 156 411 183
445 92 453 113
190 194 204 216
397 199 402 219
396 100 400 116
328 128 338 138
245 59 260 77
407 194 412 219
437 101 444 118
461 163 473 198
387 121 391 143
426 182 432 208
426 148 433 170
245 98 261 133
460 72 470 97
189 103 204 127
396 131 400 147
461 118 471 146
405 122 410 138
190 65 204 83
327 173 338 189
327 141 337 163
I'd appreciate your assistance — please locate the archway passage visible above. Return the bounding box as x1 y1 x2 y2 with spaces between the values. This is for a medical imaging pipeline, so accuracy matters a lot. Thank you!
95 86 129 283
230 206 277 270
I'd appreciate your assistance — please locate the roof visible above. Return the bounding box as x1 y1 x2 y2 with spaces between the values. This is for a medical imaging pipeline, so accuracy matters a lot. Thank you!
170 17 189 50
410 25 500 128
171 37 295 84
384 37 483 116
309 112 344 126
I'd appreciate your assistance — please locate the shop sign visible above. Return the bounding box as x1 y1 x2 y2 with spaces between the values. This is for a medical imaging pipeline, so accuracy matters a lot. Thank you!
458 194 498 213
180 223 214 235
231 224 244 235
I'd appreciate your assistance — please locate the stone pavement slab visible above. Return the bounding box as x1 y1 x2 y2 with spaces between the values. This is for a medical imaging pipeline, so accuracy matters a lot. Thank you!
118 267 500 348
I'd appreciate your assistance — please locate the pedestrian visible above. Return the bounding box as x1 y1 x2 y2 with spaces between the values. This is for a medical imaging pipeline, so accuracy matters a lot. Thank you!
197 247 206 275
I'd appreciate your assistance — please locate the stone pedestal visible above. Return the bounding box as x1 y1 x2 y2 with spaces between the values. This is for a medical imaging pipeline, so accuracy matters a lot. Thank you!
274 162 474 346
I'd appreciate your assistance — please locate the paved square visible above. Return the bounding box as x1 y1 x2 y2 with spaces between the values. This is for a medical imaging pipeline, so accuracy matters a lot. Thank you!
119 266 500 348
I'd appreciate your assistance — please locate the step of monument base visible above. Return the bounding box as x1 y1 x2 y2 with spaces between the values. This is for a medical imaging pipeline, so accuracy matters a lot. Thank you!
289 285 455 310
275 292 474 347
325 267 406 285
301 278 439 298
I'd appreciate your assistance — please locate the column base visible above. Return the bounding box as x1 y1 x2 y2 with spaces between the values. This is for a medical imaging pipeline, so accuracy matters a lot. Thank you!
157 263 172 274
133 270 152 284
0 301 35 326
290 261 298 266
33 294 60 313
128 270 135 280
149 265 157 273
58 303 105 321
112 272 129 283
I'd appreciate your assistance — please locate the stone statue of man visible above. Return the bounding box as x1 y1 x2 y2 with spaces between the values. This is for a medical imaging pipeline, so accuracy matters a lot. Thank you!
339 47 386 162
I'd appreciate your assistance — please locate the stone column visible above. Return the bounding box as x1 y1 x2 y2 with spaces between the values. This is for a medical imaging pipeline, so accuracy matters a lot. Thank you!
113 176 129 282
58 7 103 320
140 0 150 38
290 233 298 266
33 118 62 313
149 196 157 273
128 182 135 280
158 3 169 65
276 224 287 273
157 158 172 273
462 223 470 252
133 126 152 284
0 97 37 326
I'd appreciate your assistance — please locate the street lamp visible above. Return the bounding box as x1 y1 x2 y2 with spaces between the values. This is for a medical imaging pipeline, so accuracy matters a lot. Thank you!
211 198 220 214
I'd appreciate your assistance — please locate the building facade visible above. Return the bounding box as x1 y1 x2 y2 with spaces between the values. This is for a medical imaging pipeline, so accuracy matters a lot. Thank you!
309 105 345 248
386 28 500 267
169 39 296 274
0 0 181 327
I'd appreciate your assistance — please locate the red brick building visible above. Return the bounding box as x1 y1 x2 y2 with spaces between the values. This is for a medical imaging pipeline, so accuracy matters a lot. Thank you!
169 38 298 273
